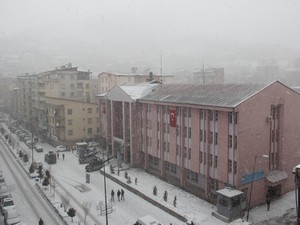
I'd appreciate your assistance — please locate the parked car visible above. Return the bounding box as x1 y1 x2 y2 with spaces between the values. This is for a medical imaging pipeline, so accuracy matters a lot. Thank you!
0 197 14 215
0 174 5 184
34 144 43 152
4 208 21 225
55 145 67 152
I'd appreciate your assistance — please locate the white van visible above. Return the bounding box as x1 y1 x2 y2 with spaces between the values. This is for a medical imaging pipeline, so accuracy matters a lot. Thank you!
135 215 161 225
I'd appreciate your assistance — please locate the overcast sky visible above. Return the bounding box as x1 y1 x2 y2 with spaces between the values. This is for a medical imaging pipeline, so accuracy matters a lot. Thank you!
0 0 299 74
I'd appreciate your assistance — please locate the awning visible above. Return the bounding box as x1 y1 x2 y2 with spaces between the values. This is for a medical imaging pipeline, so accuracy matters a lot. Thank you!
266 170 288 183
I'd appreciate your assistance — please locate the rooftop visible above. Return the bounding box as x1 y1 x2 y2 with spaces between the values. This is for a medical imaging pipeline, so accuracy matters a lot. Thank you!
140 82 275 108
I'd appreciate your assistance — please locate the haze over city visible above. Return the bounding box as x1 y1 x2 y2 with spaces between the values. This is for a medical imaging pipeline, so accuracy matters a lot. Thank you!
0 0 299 76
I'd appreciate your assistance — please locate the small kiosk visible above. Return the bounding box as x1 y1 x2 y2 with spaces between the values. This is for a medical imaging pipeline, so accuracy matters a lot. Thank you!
212 187 244 222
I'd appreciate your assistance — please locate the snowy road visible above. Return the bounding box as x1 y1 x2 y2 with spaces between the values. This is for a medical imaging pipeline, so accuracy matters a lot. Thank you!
0 138 64 225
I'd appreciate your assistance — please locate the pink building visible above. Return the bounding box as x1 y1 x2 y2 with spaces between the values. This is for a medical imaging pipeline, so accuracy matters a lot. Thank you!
99 80 300 209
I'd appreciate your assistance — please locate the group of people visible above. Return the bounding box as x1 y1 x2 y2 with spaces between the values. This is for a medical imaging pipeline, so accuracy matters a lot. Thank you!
111 189 125 201
56 152 65 160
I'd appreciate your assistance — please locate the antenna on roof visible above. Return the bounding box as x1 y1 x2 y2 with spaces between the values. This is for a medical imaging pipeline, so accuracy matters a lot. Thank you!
160 54 163 85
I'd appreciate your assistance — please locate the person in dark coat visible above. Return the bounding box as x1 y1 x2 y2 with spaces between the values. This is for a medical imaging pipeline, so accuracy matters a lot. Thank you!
121 189 125 200
62 153 65 160
266 196 271 211
117 189 121 201
111 189 115 202
39 218 44 225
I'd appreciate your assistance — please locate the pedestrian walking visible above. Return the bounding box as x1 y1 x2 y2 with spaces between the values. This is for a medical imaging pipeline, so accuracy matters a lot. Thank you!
121 189 125 200
117 189 121 201
111 189 115 202
135 177 138 185
63 153 65 160
57 152 59 159
266 196 271 211
39 218 44 225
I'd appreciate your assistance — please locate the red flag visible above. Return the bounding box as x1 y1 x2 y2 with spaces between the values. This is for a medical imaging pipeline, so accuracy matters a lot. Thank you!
170 109 176 127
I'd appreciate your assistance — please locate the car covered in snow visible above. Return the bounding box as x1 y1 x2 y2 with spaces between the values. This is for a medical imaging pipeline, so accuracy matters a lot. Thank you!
55 145 67 152
0 197 14 215
4 207 21 225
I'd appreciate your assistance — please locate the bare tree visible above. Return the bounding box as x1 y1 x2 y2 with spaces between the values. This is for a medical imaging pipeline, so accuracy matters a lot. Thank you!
61 192 70 212
82 201 91 225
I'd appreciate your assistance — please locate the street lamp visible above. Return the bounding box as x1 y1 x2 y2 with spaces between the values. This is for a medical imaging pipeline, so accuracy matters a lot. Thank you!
102 152 108 225
246 154 269 221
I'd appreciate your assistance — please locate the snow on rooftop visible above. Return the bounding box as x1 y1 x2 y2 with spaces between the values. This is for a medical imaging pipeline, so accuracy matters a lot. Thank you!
120 82 160 100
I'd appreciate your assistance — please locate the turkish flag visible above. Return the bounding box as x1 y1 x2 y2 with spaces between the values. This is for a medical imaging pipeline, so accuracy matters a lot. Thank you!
170 109 176 127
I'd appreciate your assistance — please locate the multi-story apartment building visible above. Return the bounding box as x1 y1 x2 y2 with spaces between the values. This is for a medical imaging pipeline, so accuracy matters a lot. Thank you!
43 64 92 102
99 80 300 210
46 97 99 145
98 72 173 94
15 75 33 128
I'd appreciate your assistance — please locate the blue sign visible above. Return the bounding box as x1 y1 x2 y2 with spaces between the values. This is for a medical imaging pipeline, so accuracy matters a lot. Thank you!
241 170 265 185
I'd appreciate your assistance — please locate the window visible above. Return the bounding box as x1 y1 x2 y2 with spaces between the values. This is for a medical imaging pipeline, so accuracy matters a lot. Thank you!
209 132 213 144
214 156 218 168
186 169 198 183
188 148 191 159
209 110 213 121
87 128 92 134
88 108 92 113
234 161 237 174
70 83 75 89
68 109 73 115
188 127 191 138
209 154 212 166
68 130 73 136
228 135 232 148
176 145 180 156
61 92 65 97
228 112 233 123
228 159 232 172
200 152 203 163
215 111 219 121
234 136 237 149
176 125 179 136
88 118 92 124
215 133 218 145
61 83 66 89
200 129 203 142
68 119 72 125
234 112 238 124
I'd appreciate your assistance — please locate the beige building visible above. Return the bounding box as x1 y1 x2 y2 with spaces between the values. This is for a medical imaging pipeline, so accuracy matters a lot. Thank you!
46 97 99 145
97 72 174 93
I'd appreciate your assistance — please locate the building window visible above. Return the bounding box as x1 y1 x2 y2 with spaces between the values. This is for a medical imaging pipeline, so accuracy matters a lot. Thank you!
68 109 73 115
176 125 179 136
209 110 213 121
214 156 218 168
88 118 92 124
68 130 73 136
61 83 66 89
215 111 218 121
234 112 238 124
234 161 237 174
70 83 75 89
209 154 212 166
61 92 65 97
187 108 191 118
186 169 198 183
86 83 89 89
87 128 92 134
228 112 233 123
188 127 191 138
228 159 232 173
176 145 179 155
200 152 203 163
215 133 218 145
68 119 72 125
88 108 92 113
209 132 213 144
188 148 191 159
200 129 203 142
228 135 232 148
234 136 237 149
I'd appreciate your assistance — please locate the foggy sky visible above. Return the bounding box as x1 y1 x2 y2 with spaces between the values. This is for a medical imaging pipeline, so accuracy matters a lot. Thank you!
0 0 299 74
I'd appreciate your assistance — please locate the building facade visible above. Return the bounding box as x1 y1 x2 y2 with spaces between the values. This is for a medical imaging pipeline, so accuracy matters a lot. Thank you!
46 97 99 146
100 81 300 209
